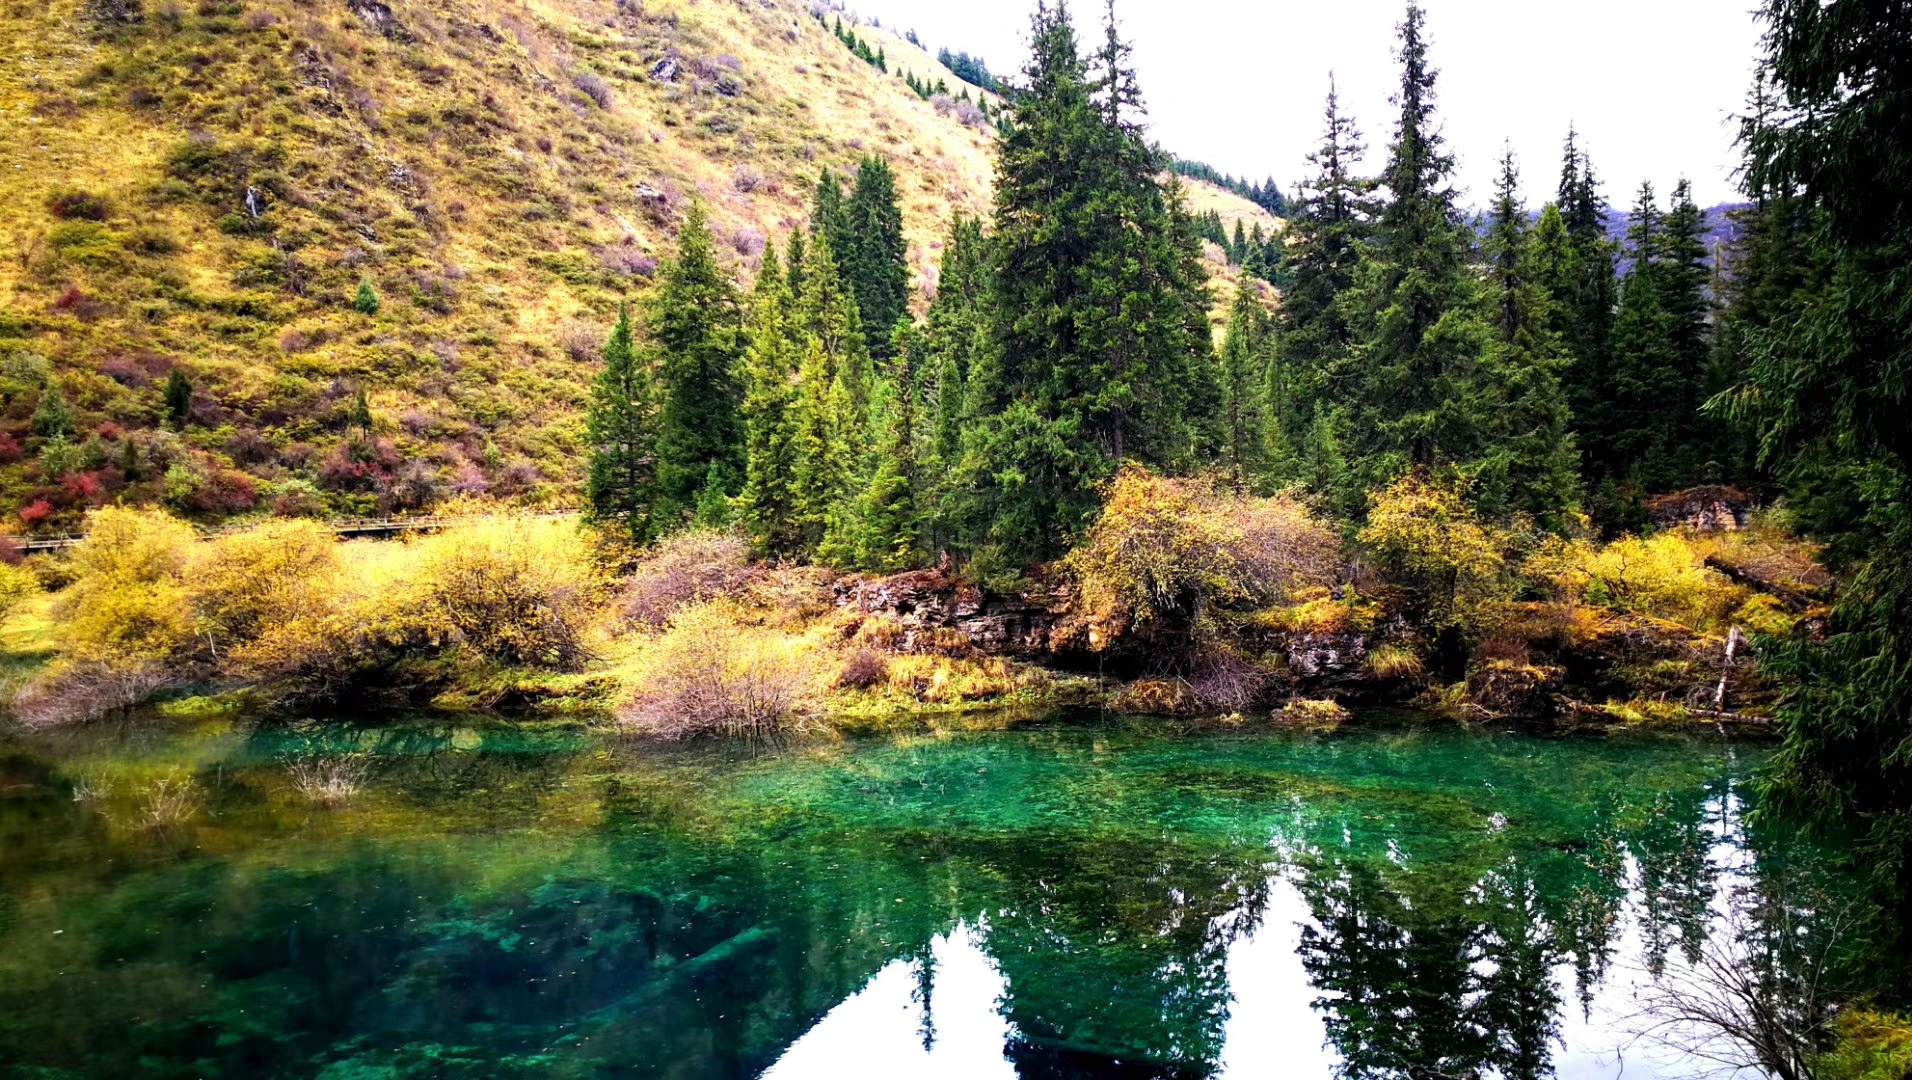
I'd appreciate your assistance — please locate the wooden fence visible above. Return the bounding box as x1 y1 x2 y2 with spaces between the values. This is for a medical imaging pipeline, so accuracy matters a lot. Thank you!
16 508 582 553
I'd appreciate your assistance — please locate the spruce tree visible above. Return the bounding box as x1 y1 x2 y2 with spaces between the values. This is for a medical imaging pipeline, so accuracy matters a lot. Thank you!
789 230 869 557
1552 131 1620 476
1217 282 1272 487
1346 4 1495 496
1230 218 1248 265
809 169 854 283
1659 179 1714 478
30 382 72 440
845 156 912 359
648 201 745 530
1280 76 1373 425
964 0 1209 558
350 388 375 437
353 277 380 315
1479 149 1580 529
844 323 923 571
738 245 803 555
164 369 193 429
1730 0 1912 909
1606 181 1677 497
585 304 656 539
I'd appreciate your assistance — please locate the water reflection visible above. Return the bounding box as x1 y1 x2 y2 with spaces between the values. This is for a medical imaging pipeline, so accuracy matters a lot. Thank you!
0 720 1858 1079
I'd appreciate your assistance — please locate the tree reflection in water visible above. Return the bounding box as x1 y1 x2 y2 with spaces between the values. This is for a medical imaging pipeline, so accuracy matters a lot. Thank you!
0 722 1874 1080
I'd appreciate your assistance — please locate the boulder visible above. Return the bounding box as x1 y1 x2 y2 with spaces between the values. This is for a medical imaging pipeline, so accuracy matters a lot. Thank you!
1646 486 1756 532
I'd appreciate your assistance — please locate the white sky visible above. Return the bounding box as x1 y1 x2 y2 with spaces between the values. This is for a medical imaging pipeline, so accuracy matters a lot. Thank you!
860 0 1765 209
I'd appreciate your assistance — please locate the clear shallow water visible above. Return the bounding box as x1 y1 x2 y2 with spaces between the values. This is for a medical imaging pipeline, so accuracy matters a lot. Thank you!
0 715 1837 1079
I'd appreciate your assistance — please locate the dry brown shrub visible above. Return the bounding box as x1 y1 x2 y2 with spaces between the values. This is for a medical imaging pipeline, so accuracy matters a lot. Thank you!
836 647 888 690
1109 679 1197 716
286 754 371 807
620 601 806 738
621 529 755 628
10 661 180 729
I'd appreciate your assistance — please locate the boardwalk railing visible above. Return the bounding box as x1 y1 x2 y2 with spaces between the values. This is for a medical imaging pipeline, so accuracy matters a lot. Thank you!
17 508 581 553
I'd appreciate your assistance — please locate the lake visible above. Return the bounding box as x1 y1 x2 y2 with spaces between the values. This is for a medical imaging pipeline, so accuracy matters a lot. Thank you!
0 713 1845 1079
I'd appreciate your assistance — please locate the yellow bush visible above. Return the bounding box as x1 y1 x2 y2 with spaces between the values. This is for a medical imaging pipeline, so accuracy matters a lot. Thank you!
1816 1008 1912 1080
1359 473 1512 632
193 520 339 655
1275 697 1351 730
1366 644 1425 679
1067 465 1339 643
410 516 602 668
1581 533 1742 631
55 507 197 664
0 560 39 618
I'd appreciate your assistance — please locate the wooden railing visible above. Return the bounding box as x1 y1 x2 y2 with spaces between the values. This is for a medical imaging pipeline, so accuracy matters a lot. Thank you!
16 508 582 553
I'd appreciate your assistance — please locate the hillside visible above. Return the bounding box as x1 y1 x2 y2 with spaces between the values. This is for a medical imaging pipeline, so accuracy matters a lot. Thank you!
0 0 1021 527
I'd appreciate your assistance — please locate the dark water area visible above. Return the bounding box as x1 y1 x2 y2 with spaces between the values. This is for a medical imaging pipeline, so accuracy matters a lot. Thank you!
0 713 1863 1079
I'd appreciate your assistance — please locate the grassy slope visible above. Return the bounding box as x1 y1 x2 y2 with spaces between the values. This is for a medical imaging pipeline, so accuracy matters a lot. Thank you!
0 0 1000 526
0 0 1274 530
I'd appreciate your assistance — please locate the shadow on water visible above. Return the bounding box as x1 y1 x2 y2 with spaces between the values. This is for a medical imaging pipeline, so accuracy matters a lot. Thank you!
0 711 1883 1079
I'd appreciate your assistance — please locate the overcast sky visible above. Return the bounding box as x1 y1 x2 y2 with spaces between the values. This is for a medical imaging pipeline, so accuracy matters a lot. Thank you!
863 0 1765 209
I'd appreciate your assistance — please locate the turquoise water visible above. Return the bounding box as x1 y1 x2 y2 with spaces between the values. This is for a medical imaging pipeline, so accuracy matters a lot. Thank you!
0 715 1842 1078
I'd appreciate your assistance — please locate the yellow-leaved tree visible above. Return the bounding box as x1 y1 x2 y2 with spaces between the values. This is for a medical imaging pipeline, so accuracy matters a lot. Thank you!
1358 471 1513 634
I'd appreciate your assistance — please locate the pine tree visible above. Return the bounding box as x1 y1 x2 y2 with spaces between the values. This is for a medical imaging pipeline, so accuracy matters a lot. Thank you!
1346 4 1495 497
810 169 854 284
30 382 72 440
585 304 656 539
350 388 375 436
1606 181 1677 498
789 229 869 557
785 230 808 298
647 202 745 530
1479 149 1580 529
1280 76 1373 425
1229 218 1248 265
845 156 911 359
353 277 380 315
1659 178 1714 479
1552 131 1620 479
164 369 193 429
1217 283 1272 487
738 245 803 555
1730 0 1912 912
844 323 923 571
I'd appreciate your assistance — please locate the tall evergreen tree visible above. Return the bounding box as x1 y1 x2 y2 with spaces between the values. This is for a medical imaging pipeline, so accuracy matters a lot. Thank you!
845 156 912 359
1730 0 1912 924
963 0 1210 558
1606 181 1678 497
647 202 745 529
1280 76 1374 426
1659 179 1715 478
810 169 854 282
1480 149 1580 529
584 304 656 539
1346 4 1495 497
788 230 870 558
1552 131 1620 481
843 323 924 571
1217 283 1273 488
738 245 803 555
